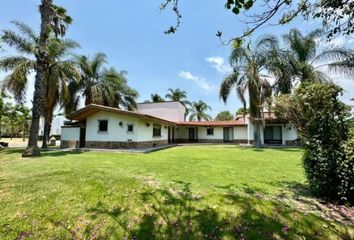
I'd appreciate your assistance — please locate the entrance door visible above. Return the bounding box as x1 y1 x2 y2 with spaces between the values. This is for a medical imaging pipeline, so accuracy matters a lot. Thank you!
223 127 234 142
188 128 198 142
79 127 86 148
264 126 282 144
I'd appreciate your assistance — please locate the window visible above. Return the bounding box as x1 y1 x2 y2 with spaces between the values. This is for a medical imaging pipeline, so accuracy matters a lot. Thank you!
153 124 161 137
127 124 134 132
98 120 108 132
207 128 214 135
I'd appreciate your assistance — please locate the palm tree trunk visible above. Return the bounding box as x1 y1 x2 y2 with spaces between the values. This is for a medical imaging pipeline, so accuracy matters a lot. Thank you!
22 121 26 142
22 0 53 157
41 114 52 148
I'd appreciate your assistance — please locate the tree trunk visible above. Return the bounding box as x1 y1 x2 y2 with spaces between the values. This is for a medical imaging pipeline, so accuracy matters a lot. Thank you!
41 114 52 148
22 121 26 142
22 0 53 157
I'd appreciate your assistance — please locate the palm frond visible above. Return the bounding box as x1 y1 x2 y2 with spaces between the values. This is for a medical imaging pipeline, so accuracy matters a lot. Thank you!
219 71 239 103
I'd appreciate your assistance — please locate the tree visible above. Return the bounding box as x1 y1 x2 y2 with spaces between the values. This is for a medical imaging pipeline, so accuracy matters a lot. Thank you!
220 42 272 148
214 111 234 121
65 54 138 112
275 82 354 203
162 1 354 44
259 29 354 94
236 107 249 116
165 88 191 117
19 1 72 157
165 88 190 105
188 100 212 121
0 22 79 149
17 105 31 142
150 93 164 102
0 93 11 140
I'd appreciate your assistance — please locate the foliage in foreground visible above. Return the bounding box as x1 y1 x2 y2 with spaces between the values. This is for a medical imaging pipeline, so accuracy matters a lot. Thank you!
276 82 354 204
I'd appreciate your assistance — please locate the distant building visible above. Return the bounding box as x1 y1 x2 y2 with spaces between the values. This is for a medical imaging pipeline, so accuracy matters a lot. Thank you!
60 101 299 149
39 115 68 136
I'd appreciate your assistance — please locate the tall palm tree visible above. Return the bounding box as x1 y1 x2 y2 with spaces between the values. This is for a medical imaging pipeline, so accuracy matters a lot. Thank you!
9 1 72 157
0 22 79 148
65 54 139 113
150 93 164 102
188 100 212 121
259 29 354 94
220 43 272 148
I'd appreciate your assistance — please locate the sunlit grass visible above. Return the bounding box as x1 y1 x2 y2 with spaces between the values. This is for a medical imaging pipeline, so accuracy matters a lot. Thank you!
0 146 352 239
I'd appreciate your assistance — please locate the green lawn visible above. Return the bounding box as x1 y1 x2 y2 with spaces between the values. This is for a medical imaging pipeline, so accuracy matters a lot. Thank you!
0 146 353 239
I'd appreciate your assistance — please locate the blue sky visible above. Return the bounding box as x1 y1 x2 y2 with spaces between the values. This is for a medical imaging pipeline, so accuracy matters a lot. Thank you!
1 0 353 117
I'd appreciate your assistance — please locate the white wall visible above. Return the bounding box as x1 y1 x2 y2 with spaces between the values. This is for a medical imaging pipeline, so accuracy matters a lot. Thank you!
39 115 68 136
61 127 80 141
248 122 298 145
85 111 170 142
197 127 224 140
137 102 186 122
234 126 248 140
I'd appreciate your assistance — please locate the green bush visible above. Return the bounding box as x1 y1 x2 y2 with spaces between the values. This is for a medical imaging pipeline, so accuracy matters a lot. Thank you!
276 83 354 204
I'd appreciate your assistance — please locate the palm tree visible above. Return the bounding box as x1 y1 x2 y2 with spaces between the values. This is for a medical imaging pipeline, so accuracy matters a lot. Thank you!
0 22 79 148
259 29 354 94
188 100 212 121
220 43 272 148
165 88 191 106
65 54 139 112
150 93 164 102
8 1 72 157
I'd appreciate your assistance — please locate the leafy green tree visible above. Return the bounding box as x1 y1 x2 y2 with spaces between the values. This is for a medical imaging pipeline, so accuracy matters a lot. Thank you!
0 22 79 149
236 107 249 116
17 105 31 142
275 82 353 203
0 93 11 140
220 42 272 148
150 93 164 102
260 29 354 94
188 100 212 121
214 111 233 121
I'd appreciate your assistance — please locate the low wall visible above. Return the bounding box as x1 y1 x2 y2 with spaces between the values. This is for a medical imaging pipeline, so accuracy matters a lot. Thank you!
60 140 79 149
84 140 168 149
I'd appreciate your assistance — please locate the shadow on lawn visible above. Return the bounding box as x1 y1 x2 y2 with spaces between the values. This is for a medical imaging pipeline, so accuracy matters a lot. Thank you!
86 181 352 239
0 148 83 158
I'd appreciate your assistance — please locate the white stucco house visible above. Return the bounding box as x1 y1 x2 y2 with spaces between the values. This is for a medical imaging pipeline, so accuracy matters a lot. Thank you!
60 101 300 149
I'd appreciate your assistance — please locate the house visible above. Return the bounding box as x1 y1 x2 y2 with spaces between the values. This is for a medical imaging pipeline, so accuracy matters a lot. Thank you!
60 101 299 149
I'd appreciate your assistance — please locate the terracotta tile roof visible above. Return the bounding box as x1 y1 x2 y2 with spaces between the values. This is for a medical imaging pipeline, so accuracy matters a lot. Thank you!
178 119 246 127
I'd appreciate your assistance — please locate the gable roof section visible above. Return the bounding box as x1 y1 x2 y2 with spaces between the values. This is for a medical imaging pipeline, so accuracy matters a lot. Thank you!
66 104 177 125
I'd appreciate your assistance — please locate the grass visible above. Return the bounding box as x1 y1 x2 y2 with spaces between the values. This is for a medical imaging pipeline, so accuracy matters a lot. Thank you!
0 145 353 239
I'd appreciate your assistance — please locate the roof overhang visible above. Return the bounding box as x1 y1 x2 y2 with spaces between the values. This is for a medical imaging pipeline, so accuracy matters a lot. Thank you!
66 104 177 125
177 121 246 127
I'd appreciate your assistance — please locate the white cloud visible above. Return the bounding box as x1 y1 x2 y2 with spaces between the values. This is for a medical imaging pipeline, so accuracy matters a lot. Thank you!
179 71 215 92
206 56 232 74
317 35 354 48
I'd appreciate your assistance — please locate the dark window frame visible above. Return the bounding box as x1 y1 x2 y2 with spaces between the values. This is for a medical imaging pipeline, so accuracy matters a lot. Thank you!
127 124 134 133
98 120 108 132
153 123 162 137
207 128 214 135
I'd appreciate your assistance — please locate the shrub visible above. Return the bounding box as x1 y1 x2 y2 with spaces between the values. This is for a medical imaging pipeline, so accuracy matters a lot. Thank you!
275 82 354 204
